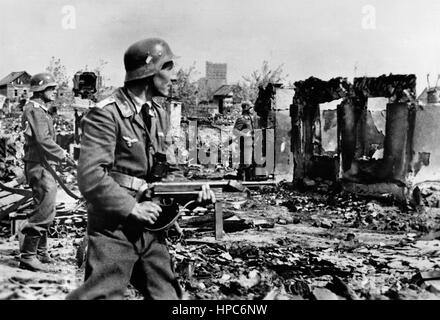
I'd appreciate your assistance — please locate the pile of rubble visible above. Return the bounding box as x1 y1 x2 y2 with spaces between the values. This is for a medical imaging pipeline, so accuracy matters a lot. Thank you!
49 202 87 239
413 182 440 208
189 105 241 127
211 108 242 126
170 235 440 300
171 163 237 181
0 116 25 182
1 104 439 300
160 184 440 300
53 114 74 133
268 184 440 234
1 179 440 300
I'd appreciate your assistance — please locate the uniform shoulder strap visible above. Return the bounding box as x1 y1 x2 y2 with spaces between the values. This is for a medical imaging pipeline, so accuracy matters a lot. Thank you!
95 96 116 109
30 100 47 112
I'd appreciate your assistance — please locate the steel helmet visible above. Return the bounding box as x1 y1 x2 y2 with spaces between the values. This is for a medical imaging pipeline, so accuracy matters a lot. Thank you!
241 100 253 111
30 73 58 92
124 38 177 83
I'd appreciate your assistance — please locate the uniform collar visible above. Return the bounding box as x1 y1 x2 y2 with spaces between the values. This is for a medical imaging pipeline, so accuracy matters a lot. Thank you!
30 98 48 112
126 89 154 116
113 87 158 119
126 88 152 114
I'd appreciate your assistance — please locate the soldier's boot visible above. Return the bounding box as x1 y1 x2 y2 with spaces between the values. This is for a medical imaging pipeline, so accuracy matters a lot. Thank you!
19 235 48 272
37 231 53 264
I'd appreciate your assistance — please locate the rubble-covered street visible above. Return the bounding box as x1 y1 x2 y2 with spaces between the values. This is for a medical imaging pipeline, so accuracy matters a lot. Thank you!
1 183 439 300
1 85 440 300
2 0 440 305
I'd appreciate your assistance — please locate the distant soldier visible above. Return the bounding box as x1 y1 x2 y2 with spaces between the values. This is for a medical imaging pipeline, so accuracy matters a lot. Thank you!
20 73 75 271
233 101 256 180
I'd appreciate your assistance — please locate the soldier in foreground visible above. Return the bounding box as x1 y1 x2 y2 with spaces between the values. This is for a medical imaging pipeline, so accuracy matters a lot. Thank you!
20 73 75 271
67 38 214 300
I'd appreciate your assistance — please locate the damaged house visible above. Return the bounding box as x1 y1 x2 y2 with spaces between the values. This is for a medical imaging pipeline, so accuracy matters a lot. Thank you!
0 71 32 102
256 74 440 204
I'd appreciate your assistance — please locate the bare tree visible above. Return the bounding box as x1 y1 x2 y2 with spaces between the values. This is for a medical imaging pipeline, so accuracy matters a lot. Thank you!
93 59 109 86
45 57 74 106
237 61 288 102
174 63 202 113
93 59 112 100
45 56 69 89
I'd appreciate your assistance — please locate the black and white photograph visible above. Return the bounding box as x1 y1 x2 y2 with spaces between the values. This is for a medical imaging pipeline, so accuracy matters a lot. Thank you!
0 0 440 307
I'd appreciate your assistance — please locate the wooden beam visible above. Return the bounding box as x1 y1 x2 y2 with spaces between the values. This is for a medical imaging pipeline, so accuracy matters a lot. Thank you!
0 194 32 221
214 188 223 240
215 201 223 240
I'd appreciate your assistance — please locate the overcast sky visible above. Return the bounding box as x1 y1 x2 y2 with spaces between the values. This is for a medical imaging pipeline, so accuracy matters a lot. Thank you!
1 0 439 93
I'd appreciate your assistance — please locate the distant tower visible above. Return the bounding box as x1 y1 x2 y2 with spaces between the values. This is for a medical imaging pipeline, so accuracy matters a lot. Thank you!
205 62 227 99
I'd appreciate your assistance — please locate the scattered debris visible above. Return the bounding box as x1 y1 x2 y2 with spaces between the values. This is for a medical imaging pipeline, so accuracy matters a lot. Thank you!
2 112 440 300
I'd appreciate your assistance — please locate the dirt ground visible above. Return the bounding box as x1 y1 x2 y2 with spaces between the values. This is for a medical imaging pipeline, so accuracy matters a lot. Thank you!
0 186 440 300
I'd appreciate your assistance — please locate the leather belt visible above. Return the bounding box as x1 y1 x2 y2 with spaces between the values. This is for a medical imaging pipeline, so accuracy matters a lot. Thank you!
110 171 146 191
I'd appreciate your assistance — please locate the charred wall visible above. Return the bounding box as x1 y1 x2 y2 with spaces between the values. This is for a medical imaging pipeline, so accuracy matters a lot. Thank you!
290 74 418 201
254 83 295 182
290 76 351 182
342 75 416 185
409 103 440 202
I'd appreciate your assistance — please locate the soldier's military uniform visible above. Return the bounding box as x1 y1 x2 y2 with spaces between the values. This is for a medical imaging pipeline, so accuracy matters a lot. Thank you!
233 104 255 180
66 87 181 299
234 113 254 136
20 73 68 271
22 97 65 235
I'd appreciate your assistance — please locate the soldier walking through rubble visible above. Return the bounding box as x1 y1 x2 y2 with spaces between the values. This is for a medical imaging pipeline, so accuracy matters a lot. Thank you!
67 38 214 300
20 73 76 271
233 101 256 180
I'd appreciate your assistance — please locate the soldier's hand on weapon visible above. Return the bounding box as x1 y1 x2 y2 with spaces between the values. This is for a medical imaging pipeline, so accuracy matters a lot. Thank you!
197 184 216 204
130 201 162 225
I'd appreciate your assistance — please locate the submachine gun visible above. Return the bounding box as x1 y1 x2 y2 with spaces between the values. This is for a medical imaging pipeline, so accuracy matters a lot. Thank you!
135 179 277 239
